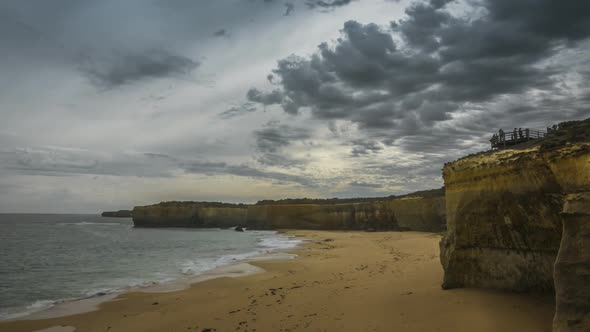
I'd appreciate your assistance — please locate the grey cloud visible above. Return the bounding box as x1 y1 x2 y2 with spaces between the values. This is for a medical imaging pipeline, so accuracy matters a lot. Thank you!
79 49 199 87
350 139 383 157
0 147 178 178
0 145 317 187
305 0 354 9
247 0 590 154
218 103 258 119
284 3 295 16
254 123 311 166
349 181 383 189
181 161 315 187
213 29 228 37
255 123 310 153
246 88 284 105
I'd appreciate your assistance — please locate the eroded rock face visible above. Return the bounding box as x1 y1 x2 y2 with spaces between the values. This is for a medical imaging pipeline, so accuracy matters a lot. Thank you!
387 197 446 232
246 202 398 230
440 147 565 291
440 138 590 331
553 194 590 331
132 204 248 228
132 195 446 231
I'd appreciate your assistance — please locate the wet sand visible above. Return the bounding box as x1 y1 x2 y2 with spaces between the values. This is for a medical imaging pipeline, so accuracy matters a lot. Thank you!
0 231 554 332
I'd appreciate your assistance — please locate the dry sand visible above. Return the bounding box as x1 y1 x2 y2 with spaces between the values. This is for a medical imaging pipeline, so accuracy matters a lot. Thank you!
0 231 554 332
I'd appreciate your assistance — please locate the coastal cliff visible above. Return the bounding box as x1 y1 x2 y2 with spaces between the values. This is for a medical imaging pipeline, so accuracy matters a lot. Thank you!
246 202 396 230
439 119 590 331
101 210 132 218
246 196 445 231
132 202 248 228
131 192 445 232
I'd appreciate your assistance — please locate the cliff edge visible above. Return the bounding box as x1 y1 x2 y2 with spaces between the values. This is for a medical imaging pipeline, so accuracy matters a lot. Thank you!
439 119 590 331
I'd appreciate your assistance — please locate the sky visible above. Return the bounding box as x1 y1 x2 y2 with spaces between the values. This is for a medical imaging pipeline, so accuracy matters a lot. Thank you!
0 0 589 213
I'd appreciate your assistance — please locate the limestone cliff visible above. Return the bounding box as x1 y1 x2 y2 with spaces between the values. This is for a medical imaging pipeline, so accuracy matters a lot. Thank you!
246 202 397 230
132 202 248 228
101 210 132 218
439 119 590 331
132 194 445 231
245 196 445 231
386 196 446 232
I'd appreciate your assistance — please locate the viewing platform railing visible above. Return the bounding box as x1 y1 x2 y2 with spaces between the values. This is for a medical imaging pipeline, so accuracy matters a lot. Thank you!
490 128 547 149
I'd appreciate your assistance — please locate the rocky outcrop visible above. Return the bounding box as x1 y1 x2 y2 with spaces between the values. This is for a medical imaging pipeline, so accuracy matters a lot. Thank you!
440 119 590 331
101 210 132 218
132 203 248 228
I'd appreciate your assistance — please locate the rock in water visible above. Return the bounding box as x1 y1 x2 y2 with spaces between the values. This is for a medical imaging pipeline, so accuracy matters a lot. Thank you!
234 226 245 232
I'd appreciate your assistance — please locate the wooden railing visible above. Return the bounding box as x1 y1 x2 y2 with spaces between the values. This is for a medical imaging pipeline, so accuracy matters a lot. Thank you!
490 128 547 149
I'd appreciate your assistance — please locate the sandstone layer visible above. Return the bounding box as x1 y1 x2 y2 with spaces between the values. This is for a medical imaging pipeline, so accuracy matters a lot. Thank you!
440 119 590 331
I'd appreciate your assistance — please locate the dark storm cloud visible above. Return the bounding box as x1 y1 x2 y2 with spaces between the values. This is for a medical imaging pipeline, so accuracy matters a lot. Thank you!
247 0 590 154
254 123 311 166
79 49 199 87
255 124 310 153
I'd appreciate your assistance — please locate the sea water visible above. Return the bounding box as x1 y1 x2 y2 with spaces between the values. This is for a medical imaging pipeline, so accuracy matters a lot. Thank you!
0 214 302 320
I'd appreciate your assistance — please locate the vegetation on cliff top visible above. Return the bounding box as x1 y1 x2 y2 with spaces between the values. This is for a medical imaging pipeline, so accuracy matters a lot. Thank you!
448 117 590 165
254 187 444 205
139 201 249 208
132 188 445 209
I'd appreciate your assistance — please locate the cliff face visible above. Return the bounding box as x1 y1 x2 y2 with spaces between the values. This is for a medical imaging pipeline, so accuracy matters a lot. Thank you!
132 195 446 232
387 197 446 232
439 140 590 331
245 196 445 231
246 202 398 230
132 204 248 228
101 210 132 218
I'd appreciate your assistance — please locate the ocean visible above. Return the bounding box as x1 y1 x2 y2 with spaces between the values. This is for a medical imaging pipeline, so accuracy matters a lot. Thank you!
0 214 302 320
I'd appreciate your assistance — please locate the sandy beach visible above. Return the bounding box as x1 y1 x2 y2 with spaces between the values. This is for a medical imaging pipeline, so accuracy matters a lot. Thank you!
0 231 554 332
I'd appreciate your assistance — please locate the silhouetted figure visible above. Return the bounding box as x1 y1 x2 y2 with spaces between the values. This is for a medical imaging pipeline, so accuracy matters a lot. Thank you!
525 128 530 138
490 134 498 148
513 128 517 140
518 128 523 139
499 129 505 142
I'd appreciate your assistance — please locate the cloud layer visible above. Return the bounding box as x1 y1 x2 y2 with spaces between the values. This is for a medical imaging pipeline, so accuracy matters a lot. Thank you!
0 0 588 212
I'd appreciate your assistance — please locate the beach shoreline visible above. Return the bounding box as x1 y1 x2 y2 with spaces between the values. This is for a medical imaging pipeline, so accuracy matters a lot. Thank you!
1 231 304 323
0 230 554 332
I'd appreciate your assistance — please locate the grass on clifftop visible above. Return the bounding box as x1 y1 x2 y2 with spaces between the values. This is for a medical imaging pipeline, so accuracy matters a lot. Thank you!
448 117 590 165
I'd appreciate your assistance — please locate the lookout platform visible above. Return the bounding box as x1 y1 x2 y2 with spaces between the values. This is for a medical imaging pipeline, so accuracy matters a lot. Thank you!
490 128 547 149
